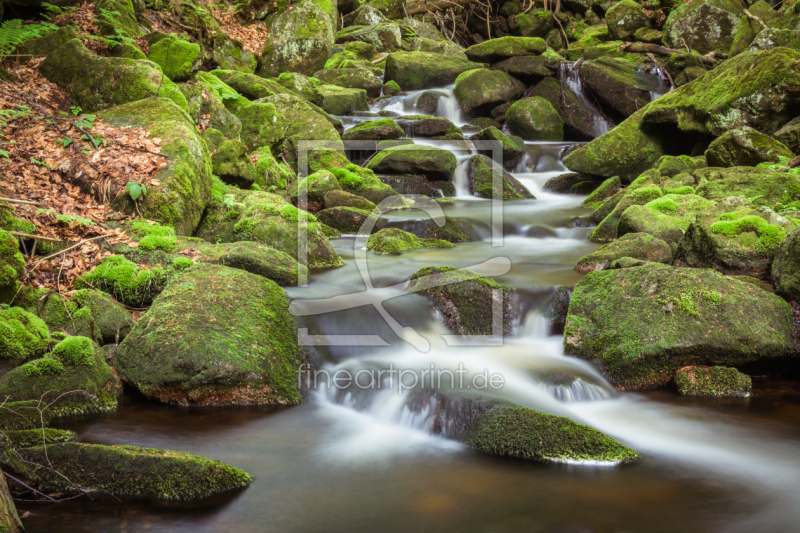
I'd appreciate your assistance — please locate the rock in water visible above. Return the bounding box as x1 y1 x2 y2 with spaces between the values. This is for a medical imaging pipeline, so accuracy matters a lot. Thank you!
466 155 535 200
575 233 672 273
17 443 251 501
564 263 796 389
115 264 306 405
453 69 526 117
675 366 752 397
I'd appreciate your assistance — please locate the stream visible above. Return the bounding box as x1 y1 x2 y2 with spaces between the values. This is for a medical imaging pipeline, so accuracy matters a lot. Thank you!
22 82 800 532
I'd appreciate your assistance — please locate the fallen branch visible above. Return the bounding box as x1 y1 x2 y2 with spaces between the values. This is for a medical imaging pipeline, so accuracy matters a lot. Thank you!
0 197 41 206
781 155 800 171
9 232 61 242
3 472 58 503
371 54 388 64
743 8 768 30
36 233 108 263
406 0 481 16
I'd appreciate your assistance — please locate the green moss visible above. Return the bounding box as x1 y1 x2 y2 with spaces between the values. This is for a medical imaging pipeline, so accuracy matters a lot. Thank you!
130 220 178 252
76 255 168 306
0 307 51 366
6 428 77 448
21 357 64 377
148 35 201 82
675 366 752 397
462 403 641 464
50 336 94 366
172 256 195 270
710 214 787 253
366 228 453 255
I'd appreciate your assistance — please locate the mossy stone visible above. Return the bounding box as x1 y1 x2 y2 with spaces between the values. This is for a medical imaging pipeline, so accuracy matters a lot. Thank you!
72 289 134 344
675 366 752 397
663 0 743 55
575 232 672 273
606 0 647 41
384 51 484 91
505 97 564 141
366 228 453 255
0 229 24 298
259 0 335 77
774 116 800 155
466 155 535 200
317 206 382 234
313 68 383 98
342 119 404 141
316 84 368 115
148 35 202 82
6 428 77 448
453 69 526 118
212 139 258 188
334 23 403 53
0 307 51 367
578 57 657 118
470 127 527 170
704 127 795 167
210 69 295 100
464 36 547 63
75 255 168 307
323 190 377 211
367 144 457 181
772 225 800 301
212 35 257 74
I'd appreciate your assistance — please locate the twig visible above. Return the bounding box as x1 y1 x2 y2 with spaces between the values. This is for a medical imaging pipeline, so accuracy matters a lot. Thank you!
743 8 768 30
36 234 107 263
9 231 61 242
0 197 41 206
3 472 58 502
112 141 164 157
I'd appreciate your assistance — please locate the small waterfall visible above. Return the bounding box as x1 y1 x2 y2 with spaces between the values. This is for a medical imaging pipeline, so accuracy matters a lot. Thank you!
634 64 672 101
452 155 472 197
370 85 466 126
558 63 615 138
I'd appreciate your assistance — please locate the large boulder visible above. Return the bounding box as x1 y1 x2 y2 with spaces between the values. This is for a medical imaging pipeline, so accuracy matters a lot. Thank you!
530 76 613 140
773 226 800 301
209 70 295 100
147 35 202 82
384 51 484 91
17 443 251 501
116 264 305 405
605 0 647 41
464 36 547 63
258 0 335 77
509 11 554 38
316 85 368 115
212 35 258 73
505 97 564 141
407 266 515 336
39 39 187 113
617 193 714 246
335 23 403 53
342 119 404 141
694 167 800 209
575 233 672 273
0 336 121 416
313 68 383 97
578 58 658 117
564 48 800 180
564 263 796 389
728 0 776 57
774 116 800 154
704 127 795 167
466 155 535 200
453 69 526 118
179 82 242 140
366 144 457 181
489 53 561 84
0 307 50 368
99 98 212 235
663 0 743 55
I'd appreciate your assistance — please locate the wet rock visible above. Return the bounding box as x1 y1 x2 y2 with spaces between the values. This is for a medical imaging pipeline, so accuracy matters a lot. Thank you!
116 263 305 405
392 217 480 242
366 228 454 255
575 232 672 273
16 442 251 501
663 0 743 55
579 58 658 117
470 126 527 170
505 97 564 141
384 51 483 91
542 172 585 193
466 155 535 200
773 226 800 302
453 69 526 117
366 144 457 181
529 76 612 141
705 127 795 167
376 174 456 197
408 266 515 336
675 366 752 397
39 39 187 113
564 263 797 389
317 206 382 234
548 285 570 335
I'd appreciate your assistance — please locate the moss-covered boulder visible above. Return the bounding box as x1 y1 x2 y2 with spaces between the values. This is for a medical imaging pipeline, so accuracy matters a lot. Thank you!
211 139 258 187
95 0 142 40
259 0 335 77
529 76 612 141
453 69 526 118
564 263 796 389
675 365 752 397
100 98 212 235
275 72 322 103
605 0 647 41
0 228 24 301
462 402 640 464
578 58 657 117
489 53 561 84
403 37 467 58
316 84 368 115
181 84 242 141
13 26 78 59
470 126 527 170
590 179 667 243
466 155 534 200
72 289 134 344
342 119 404 141
0 336 121 416
663 0 743 54
773 226 800 302
208 70 294 101
575 233 672 273
366 228 453 255
617 193 713 245
505 97 564 141
407 266 514 336
289 170 342 203
212 35 257 74
704 127 795 167
693 166 800 210
464 36 547 63
728 0 775 56
147 35 202 82
196 241 309 286
367 144 457 181
5 428 77 448
384 51 484 91
335 23 403 53
0 307 51 368
314 68 383 98
317 206 383 234
509 11 553 38
17 443 251 501
76 255 168 307
116 264 305 405
748 28 800 53
774 116 800 155
582 176 623 210
324 190 376 211
39 39 187 113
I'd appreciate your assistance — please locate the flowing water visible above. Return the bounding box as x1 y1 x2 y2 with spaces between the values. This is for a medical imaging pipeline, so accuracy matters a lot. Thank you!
22 84 800 532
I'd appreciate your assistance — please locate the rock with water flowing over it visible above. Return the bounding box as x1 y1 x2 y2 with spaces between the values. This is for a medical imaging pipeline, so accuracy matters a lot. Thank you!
564 263 797 389
704 127 796 167
258 0 335 77
407 266 515 336
662 0 743 55
461 402 641 464
384 51 484 91
529 77 612 141
575 233 672 273
675 366 753 397
564 48 800 180
773 226 800 302
116 263 306 405
578 58 661 118
366 144 457 181
453 69 526 118
505 97 564 141
14 443 251 501
466 155 535 200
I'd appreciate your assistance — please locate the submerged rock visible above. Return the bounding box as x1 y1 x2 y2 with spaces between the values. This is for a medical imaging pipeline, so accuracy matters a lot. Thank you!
17 443 251 501
408 266 515 336
564 263 797 389
674 366 752 397
115 264 305 405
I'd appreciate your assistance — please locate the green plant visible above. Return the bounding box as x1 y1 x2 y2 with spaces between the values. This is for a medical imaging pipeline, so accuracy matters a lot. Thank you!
125 181 147 202
0 19 59 61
